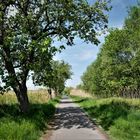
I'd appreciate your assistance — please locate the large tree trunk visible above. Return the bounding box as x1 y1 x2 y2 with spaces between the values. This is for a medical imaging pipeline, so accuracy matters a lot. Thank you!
13 83 29 113
48 88 52 99
1 3 30 113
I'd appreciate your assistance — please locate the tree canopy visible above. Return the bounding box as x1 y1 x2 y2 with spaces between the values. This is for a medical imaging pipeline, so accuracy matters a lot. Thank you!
33 60 72 96
81 5 140 98
0 0 110 112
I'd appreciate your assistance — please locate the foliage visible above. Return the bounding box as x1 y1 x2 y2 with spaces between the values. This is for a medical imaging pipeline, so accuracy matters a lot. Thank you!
81 5 140 98
64 87 73 95
76 84 83 90
0 0 110 112
33 60 72 95
71 96 140 140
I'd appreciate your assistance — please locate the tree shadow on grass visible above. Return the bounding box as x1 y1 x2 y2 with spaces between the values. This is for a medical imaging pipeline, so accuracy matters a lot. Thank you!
0 103 56 131
82 101 132 130
52 98 60 103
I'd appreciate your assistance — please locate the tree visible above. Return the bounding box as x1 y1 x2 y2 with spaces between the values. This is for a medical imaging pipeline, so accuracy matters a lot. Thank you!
0 0 110 112
33 60 72 97
81 4 140 98
82 28 139 97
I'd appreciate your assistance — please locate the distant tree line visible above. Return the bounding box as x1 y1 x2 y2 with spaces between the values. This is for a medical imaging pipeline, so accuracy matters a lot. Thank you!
33 60 72 98
80 5 140 98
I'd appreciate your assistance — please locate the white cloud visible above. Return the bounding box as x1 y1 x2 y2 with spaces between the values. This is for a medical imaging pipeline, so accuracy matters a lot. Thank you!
74 46 99 62
79 50 94 61
66 75 81 87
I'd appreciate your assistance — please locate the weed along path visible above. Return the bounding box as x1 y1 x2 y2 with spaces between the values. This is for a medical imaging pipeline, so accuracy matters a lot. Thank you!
42 96 109 140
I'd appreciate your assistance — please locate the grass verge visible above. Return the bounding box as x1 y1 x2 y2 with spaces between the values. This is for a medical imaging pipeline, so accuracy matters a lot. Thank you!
0 91 60 140
71 96 140 140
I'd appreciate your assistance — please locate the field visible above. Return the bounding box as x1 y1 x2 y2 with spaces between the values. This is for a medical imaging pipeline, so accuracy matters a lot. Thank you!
70 89 92 98
71 95 140 140
0 90 59 140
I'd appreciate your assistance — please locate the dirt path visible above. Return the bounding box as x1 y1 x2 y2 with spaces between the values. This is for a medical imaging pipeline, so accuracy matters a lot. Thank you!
42 96 109 140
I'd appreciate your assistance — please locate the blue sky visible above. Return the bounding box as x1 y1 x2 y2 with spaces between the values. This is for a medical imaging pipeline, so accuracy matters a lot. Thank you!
27 0 137 89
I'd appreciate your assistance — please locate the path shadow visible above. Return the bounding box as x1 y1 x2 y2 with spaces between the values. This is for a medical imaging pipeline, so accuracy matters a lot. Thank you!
49 106 96 130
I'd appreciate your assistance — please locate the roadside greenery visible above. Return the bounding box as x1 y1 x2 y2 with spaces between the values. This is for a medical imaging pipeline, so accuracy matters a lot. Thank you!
80 5 140 98
71 96 140 140
0 91 60 140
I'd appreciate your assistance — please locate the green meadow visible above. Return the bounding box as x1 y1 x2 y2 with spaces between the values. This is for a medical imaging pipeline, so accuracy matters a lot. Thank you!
71 96 140 140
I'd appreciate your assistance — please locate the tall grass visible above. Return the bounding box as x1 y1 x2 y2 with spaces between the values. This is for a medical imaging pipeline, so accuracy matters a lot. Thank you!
0 90 59 140
71 96 140 140
0 89 51 104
